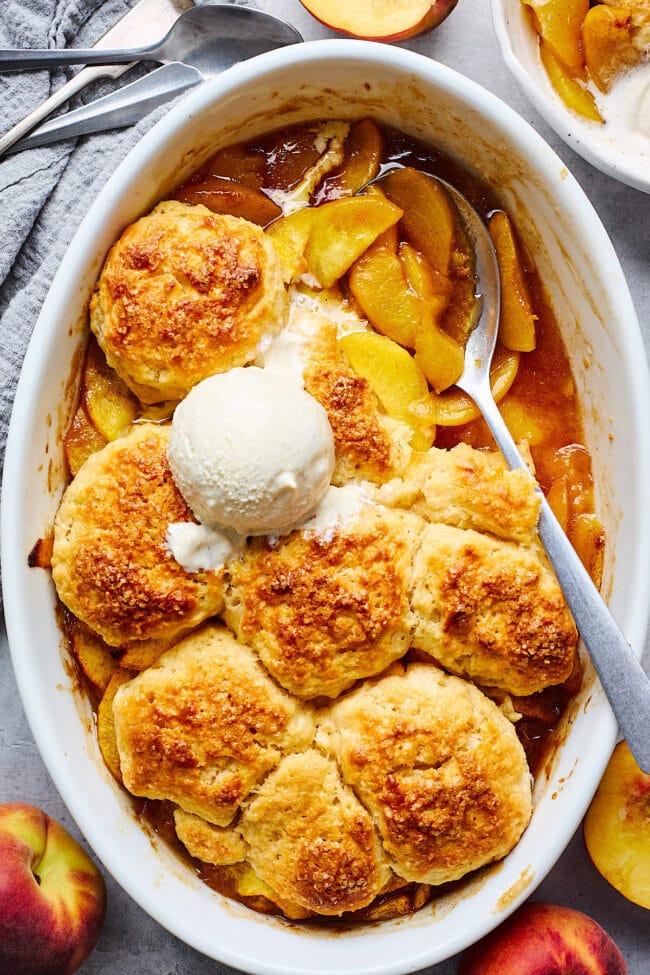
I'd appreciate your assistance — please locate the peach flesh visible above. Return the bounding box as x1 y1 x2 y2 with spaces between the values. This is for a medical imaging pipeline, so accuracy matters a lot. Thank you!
298 0 458 42
583 740 650 910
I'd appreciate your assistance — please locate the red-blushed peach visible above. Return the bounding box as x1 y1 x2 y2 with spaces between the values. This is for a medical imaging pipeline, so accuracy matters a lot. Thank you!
298 0 458 42
458 901 628 975
0 803 107 975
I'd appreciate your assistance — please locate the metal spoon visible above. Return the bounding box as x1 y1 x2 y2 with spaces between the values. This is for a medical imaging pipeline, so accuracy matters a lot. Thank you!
416 174 650 772
0 5 303 73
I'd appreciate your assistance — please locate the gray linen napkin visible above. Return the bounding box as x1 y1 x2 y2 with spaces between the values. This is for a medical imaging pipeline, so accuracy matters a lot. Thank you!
0 0 190 478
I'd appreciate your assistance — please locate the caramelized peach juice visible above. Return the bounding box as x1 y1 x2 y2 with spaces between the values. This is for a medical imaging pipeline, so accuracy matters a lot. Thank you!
57 118 602 919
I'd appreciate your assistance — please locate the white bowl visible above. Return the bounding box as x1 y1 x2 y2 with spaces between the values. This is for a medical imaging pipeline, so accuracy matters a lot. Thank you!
2 40 650 974
491 0 650 193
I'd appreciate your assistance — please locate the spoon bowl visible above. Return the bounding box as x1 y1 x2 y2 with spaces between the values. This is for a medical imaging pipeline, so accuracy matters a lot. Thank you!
0 4 303 74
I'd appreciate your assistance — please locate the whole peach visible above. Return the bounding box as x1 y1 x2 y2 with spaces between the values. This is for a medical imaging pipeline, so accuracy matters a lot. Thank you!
0 802 107 975
458 901 628 975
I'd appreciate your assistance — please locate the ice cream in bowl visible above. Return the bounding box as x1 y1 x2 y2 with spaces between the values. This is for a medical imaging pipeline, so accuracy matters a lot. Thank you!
2 39 649 974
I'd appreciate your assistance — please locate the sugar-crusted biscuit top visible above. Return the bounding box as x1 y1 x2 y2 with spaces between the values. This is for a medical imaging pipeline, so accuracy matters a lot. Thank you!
90 201 287 403
375 442 541 543
301 317 410 485
51 423 223 648
223 504 422 699
317 663 532 886
409 521 577 695
112 624 315 826
240 749 392 915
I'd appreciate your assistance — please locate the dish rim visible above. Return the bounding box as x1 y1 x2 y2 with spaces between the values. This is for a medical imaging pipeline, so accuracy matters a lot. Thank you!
2 38 650 973
490 0 650 194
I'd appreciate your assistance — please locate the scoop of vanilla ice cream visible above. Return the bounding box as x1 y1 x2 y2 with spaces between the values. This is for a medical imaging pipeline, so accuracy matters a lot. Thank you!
168 367 336 535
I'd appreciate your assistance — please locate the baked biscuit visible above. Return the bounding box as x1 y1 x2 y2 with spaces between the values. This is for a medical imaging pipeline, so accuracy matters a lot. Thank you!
223 504 421 699
52 423 223 648
376 442 541 544
301 315 410 484
318 663 532 886
410 522 577 695
90 201 287 403
112 624 315 826
173 809 247 866
240 749 392 916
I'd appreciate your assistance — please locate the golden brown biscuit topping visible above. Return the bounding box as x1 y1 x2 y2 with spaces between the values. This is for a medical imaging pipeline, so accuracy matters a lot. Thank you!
224 507 419 699
52 424 224 647
90 202 286 402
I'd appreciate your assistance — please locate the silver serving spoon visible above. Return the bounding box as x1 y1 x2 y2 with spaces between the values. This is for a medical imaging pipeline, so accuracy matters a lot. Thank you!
418 174 650 772
0 5 302 73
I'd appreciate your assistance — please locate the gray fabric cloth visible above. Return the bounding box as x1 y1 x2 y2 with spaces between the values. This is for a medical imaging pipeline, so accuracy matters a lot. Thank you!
0 0 189 478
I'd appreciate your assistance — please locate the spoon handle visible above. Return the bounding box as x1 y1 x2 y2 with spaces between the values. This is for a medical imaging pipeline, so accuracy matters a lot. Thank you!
0 63 133 158
0 47 154 71
6 62 202 155
472 375 650 773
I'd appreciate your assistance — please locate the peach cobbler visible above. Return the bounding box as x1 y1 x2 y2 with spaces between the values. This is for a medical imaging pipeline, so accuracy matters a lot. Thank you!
38 118 605 922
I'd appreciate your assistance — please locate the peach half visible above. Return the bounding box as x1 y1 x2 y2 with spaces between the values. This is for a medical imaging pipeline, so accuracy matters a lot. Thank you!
583 740 650 910
298 0 458 42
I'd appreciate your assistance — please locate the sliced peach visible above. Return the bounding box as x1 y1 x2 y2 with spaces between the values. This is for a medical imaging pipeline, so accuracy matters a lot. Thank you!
382 168 476 344
488 211 537 353
118 637 169 672
380 167 456 279
414 326 466 394
546 474 570 532
82 337 138 441
523 0 589 77
348 227 421 348
539 40 604 122
199 142 266 188
305 188 403 288
427 348 520 426
545 478 603 583
265 121 350 211
440 247 477 346
400 242 465 392
315 118 383 202
399 242 450 329
267 189 401 288
265 207 315 282
544 443 597 520
97 668 136 784
583 740 650 909
540 446 604 582
63 403 107 477
173 175 282 226
571 511 605 585
298 0 458 41
339 330 436 449
70 623 120 698
499 397 545 445
261 123 336 191
582 5 639 93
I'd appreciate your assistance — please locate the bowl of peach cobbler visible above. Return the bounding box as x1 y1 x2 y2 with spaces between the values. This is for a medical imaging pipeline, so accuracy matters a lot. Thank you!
492 0 650 191
2 39 650 974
